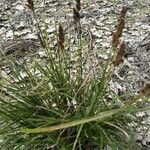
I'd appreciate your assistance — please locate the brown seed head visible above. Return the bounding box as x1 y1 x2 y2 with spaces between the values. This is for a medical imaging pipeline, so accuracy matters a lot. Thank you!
58 25 65 54
73 8 80 24
76 0 81 11
120 6 128 18
112 34 120 49
112 6 128 48
139 83 150 97
112 42 126 66
27 0 34 11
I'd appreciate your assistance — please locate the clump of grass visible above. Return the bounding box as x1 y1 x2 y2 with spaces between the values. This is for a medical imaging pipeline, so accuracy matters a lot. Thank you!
0 2 149 150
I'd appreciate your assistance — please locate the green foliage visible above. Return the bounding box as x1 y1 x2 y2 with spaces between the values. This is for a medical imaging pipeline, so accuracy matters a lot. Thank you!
0 34 147 149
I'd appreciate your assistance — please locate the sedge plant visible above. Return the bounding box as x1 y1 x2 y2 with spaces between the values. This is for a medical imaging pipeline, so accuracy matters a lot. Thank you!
0 1 149 150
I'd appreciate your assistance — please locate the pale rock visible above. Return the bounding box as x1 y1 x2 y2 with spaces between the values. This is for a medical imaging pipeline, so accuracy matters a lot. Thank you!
6 30 14 38
46 27 55 34
16 5 24 11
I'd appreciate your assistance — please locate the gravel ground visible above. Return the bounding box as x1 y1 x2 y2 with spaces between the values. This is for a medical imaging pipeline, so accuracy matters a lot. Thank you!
0 0 150 149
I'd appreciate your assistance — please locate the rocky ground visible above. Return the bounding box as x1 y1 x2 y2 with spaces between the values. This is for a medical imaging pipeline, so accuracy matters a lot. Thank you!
0 0 150 149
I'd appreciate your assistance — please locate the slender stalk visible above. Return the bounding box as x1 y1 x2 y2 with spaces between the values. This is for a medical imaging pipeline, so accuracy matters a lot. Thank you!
21 107 129 134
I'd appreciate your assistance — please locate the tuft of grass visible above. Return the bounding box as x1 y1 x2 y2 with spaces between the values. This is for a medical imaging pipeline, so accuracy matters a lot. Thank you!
0 1 149 150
